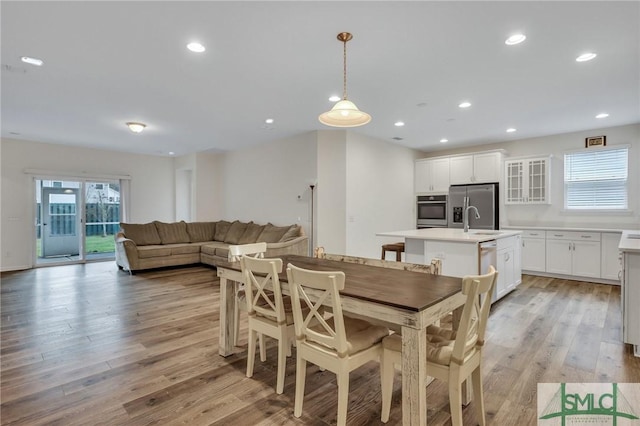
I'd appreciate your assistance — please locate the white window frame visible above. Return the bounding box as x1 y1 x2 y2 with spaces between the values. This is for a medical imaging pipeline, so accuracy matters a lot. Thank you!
563 145 629 211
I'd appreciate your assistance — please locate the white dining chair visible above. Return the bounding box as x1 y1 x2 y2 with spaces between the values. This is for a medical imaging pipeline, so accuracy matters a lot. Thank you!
229 242 267 349
286 263 390 426
241 255 294 394
380 265 498 425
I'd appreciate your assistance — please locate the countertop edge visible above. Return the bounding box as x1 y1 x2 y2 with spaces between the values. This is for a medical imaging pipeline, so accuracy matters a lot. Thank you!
619 230 640 252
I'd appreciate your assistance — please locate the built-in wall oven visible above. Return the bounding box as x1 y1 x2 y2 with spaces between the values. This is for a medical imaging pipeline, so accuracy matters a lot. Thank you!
416 195 448 228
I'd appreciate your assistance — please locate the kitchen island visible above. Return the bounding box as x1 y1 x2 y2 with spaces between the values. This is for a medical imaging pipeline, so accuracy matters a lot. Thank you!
377 228 523 302
619 230 640 357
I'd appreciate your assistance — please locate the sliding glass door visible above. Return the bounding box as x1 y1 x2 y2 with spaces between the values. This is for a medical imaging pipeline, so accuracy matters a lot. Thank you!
35 178 120 266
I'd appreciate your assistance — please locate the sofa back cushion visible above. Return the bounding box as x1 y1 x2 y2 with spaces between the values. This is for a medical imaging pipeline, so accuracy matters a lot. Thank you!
186 222 217 242
120 222 162 246
154 221 191 244
224 221 249 244
280 224 301 242
238 222 266 244
214 220 232 241
257 223 290 243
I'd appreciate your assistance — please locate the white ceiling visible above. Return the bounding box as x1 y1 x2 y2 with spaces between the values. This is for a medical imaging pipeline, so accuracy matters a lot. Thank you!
2 1 639 157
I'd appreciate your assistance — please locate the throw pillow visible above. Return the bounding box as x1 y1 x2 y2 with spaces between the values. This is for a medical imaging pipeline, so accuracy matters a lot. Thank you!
280 225 300 242
186 222 216 242
214 220 232 241
238 222 266 244
257 223 290 243
154 221 191 244
120 222 161 246
224 221 249 244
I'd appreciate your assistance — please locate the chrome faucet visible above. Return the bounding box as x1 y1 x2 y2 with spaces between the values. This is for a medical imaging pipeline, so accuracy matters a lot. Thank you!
463 196 480 232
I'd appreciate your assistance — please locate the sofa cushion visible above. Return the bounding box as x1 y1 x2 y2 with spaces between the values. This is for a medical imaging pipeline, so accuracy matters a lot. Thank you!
186 222 216 242
137 245 172 258
214 247 230 259
120 222 162 246
169 243 202 255
214 220 232 241
200 242 226 256
280 225 300 242
224 221 249 244
239 222 266 244
257 223 290 243
154 221 191 244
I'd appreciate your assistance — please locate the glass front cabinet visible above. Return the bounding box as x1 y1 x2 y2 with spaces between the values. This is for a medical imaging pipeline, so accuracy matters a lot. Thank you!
505 156 551 204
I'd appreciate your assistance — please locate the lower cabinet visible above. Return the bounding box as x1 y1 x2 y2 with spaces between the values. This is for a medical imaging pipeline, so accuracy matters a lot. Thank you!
545 231 601 278
521 230 546 272
494 235 521 301
601 232 623 280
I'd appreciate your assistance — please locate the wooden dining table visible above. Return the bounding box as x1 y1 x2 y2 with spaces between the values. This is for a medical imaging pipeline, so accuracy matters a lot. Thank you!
215 254 466 426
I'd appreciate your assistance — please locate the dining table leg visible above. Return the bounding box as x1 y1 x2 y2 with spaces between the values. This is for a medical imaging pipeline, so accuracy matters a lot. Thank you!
401 325 428 425
217 271 237 357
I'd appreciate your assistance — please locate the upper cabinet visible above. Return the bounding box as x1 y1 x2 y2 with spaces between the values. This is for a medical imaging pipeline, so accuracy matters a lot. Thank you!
449 151 503 185
414 157 450 193
505 156 551 204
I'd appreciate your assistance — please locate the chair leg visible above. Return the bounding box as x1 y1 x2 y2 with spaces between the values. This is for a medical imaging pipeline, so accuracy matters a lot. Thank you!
471 367 486 426
234 304 240 346
276 333 287 394
336 369 350 426
259 333 266 362
380 349 395 423
246 329 256 378
448 379 464 426
294 354 306 418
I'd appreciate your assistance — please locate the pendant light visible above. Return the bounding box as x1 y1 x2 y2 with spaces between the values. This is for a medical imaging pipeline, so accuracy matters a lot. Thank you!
319 32 371 127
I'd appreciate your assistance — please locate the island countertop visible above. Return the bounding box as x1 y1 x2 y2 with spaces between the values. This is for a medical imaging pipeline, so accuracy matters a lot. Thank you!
619 230 640 253
377 228 522 243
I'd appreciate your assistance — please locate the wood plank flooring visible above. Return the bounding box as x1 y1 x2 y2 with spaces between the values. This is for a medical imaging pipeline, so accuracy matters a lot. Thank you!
1 263 639 425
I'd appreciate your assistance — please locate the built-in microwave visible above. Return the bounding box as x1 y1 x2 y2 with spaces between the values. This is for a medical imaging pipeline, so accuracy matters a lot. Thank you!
416 195 448 228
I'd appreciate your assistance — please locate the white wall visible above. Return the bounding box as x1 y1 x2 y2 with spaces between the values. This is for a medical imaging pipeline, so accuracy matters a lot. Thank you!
420 123 640 230
0 138 176 271
212 132 318 246
346 132 418 259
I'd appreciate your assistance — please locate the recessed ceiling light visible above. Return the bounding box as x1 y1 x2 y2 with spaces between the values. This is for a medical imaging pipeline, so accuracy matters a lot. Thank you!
187 42 206 53
576 52 596 62
265 118 274 124
505 34 526 45
458 102 471 108
506 128 517 133
21 56 43 66
168 151 175 156
440 138 448 143
394 121 405 127
329 95 341 102
595 113 609 119
126 122 146 133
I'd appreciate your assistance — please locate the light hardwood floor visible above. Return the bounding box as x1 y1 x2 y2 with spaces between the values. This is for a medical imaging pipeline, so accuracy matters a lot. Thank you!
1 262 638 425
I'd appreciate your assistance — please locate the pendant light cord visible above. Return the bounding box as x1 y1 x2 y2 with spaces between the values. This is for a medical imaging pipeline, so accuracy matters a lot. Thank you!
342 39 348 101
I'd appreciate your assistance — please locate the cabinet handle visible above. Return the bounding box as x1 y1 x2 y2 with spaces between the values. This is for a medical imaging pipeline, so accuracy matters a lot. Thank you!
530 233 538 236
554 234 564 237
505 253 510 262
581 235 592 238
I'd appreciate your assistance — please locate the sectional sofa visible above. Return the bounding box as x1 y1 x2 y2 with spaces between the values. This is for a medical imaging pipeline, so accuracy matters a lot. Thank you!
115 220 308 272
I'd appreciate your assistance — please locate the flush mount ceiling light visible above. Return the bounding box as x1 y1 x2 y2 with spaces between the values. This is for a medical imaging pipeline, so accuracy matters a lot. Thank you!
319 32 371 128
458 101 472 108
126 122 146 133
595 113 609 119
187 42 205 53
506 128 517 133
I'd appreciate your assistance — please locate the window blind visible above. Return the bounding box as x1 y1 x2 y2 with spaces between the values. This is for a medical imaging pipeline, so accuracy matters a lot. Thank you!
564 147 628 209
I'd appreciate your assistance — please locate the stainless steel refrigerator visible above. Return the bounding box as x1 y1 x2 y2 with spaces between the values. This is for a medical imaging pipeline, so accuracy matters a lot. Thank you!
447 183 499 230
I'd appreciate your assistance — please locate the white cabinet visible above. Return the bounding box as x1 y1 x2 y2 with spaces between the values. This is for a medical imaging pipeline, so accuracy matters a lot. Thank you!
545 231 601 278
601 232 622 281
520 230 546 272
622 248 640 351
449 152 502 185
504 156 551 204
494 235 521 301
414 157 450 193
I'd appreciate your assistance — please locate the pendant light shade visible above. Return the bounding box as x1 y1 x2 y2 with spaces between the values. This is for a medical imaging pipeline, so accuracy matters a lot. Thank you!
319 32 371 128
